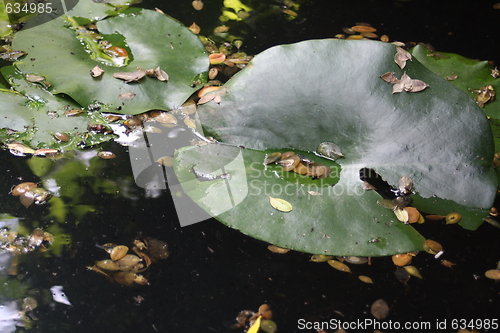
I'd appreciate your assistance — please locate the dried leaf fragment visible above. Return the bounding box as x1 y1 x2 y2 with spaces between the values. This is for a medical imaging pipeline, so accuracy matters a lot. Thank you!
358 275 374 284
380 72 398 84
388 72 429 94
267 245 290 254
26 74 45 83
113 68 146 83
197 94 217 105
152 66 169 81
189 22 201 34
90 65 104 78
410 79 430 92
269 196 293 212
327 260 351 273
394 46 412 69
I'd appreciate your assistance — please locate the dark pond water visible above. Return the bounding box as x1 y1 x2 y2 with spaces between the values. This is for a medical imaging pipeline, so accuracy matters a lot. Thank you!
1 1 500 332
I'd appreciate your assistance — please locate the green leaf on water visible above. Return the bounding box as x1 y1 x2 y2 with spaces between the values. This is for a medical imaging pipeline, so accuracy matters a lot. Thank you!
11 8 208 115
175 39 496 256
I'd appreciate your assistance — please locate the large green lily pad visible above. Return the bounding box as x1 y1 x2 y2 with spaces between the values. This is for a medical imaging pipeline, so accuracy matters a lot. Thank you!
11 8 208 115
175 39 497 256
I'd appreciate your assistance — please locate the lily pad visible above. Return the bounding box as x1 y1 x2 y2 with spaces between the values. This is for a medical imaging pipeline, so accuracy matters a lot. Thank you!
0 65 111 150
175 39 496 256
11 8 209 115
411 45 500 150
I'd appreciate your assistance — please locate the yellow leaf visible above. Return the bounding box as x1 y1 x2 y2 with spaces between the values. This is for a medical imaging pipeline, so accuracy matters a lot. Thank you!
248 315 262 333
269 196 293 212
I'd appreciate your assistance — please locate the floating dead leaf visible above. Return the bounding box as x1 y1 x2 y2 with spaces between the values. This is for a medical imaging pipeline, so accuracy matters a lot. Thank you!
155 7 166 15
267 245 290 254
269 196 293 212
0 50 27 61
380 34 389 42
440 260 456 269
391 41 405 47
351 25 376 33
113 68 146 83
208 67 218 80
154 66 169 81
197 85 221 98
327 260 351 273
209 53 226 65
184 117 197 129
90 65 104 78
358 275 374 284
360 32 378 38
118 92 136 100
214 25 229 33
391 72 428 93
445 74 458 81
404 265 423 279
370 299 389 320
247 316 262 333
394 207 409 223
26 74 45 83
485 269 500 280
198 94 216 105
189 22 201 34
263 152 282 164
6 143 35 155
192 0 203 10
342 27 355 34
346 34 364 40
282 9 298 17
483 217 500 228
472 85 495 108
380 72 398 84
394 46 412 69
34 148 59 156
410 79 430 92
392 253 413 267
423 239 442 255
310 254 333 262
179 99 197 114
404 207 420 223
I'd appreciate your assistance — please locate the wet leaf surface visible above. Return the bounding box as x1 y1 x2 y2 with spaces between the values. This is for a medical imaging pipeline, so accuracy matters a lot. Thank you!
11 9 208 115
181 40 495 256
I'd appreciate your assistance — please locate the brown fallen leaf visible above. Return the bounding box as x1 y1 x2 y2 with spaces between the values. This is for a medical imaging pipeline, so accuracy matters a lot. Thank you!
380 72 398 84
409 79 429 92
90 65 104 78
394 46 412 69
113 68 146 83
390 72 429 94
197 94 217 105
